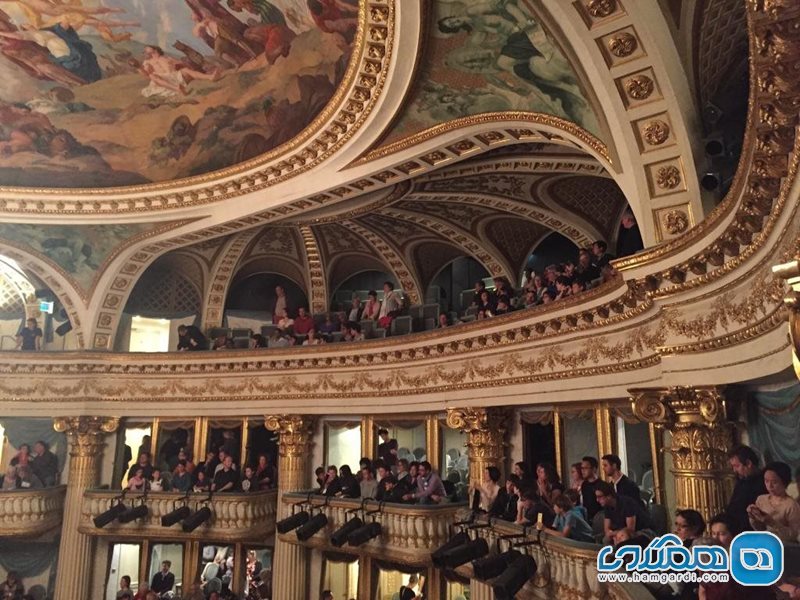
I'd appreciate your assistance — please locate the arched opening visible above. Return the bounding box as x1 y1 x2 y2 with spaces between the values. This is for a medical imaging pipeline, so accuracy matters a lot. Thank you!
226 273 309 315
523 232 581 275
330 269 394 311
428 257 489 314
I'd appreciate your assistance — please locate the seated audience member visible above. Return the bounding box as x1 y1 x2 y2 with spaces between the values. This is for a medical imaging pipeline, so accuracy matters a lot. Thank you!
726 444 766 534
177 324 208 351
348 297 363 322
699 514 752 600
1 572 24 600
211 333 233 350
601 454 641 503
344 322 364 342
374 462 390 501
404 461 446 504
212 456 239 492
128 452 154 481
31 441 57 485
336 465 360 498
674 509 706 547
10 444 30 467
591 240 613 268
554 276 572 301
495 299 511 315
378 281 402 329
377 428 398 467
319 314 338 337
579 456 603 521
569 462 583 493
275 309 294 332
315 466 326 492
360 466 377 499
175 448 195 474
1 465 19 490
362 290 380 321
524 290 537 308
150 469 167 492
128 467 147 491
395 459 413 492
193 470 210 492
571 281 586 295
476 290 496 318
513 461 535 487
747 460 800 543
255 454 276 490
321 465 341 496
172 462 193 492
151 561 175 595
576 249 600 284
250 333 267 349
516 489 554 528
241 466 257 492
438 313 449 328
493 277 512 304
535 462 564 506
269 329 290 347
293 307 315 335
399 574 423 600
471 280 486 307
196 451 217 479
116 575 134 599
382 475 411 504
595 481 652 543
540 290 554 304
303 329 325 345
539 494 593 542
471 466 502 512
498 475 520 521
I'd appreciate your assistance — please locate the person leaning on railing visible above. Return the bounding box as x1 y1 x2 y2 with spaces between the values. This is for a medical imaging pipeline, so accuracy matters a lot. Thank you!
536 491 593 542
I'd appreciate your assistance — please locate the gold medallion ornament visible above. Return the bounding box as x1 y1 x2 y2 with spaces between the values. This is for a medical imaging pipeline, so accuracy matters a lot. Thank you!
587 0 617 18
625 75 655 100
643 120 671 145
656 165 682 189
664 209 690 235
608 32 638 57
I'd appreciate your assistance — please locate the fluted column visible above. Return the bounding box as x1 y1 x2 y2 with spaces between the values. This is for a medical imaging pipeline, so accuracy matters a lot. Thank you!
630 387 734 523
446 407 510 483
53 416 119 600
265 415 316 600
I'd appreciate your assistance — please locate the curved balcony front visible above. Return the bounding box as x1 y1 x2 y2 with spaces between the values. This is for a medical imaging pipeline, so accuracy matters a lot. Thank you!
0 485 66 538
78 489 277 543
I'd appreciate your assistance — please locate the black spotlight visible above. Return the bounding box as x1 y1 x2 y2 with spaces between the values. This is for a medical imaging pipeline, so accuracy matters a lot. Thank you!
182 506 213 533
161 505 191 527
331 516 363 547
118 504 149 524
277 511 310 534
93 501 127 528
437 538 489 569
432 532 470 568
704 137 726 158
701 172 722 191
492 554 537 600
347 521 382 547
296 513 328 542
473 549 521 581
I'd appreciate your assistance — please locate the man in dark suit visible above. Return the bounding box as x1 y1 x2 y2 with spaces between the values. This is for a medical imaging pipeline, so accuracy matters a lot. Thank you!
31 440 58 486
601 454 642 504
377 428 398 468
725 445 767 533
151 561 175 595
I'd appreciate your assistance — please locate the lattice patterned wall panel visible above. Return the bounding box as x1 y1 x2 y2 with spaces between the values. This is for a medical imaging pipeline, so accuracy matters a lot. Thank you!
125 269 201 317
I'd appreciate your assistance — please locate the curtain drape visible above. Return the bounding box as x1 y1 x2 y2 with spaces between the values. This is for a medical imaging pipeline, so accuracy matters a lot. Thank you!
0 537 59 581
746 383 800 465
0 418 66 473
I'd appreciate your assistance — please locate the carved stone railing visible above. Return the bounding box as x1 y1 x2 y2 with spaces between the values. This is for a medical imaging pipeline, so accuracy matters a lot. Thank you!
462 516 654 600
78 489 277 542
281 492 468 565
0 486 66 538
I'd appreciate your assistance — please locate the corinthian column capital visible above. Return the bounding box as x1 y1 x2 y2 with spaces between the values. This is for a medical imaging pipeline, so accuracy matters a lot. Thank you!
446 407 510 481
53 416 119 456
445 407 510 434
630 386 726 426
265 415 316 457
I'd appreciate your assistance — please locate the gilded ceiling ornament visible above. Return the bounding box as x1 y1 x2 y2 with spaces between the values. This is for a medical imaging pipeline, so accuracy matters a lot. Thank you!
587 0 617 18
624 75 655 100
664 209 690 235
655 165 682 189
608 32 638 57
643 120 671 145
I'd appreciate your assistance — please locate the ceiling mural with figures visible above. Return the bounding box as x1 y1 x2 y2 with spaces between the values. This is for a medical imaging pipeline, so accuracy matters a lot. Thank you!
0 0 357 188
377 0 601 148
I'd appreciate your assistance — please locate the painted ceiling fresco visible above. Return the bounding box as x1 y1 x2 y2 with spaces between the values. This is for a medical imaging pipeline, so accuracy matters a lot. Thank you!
0 0 357 188
380 0 600 146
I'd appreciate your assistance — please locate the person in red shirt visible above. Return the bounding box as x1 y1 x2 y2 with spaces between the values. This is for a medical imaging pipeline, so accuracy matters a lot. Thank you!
293 306 315 335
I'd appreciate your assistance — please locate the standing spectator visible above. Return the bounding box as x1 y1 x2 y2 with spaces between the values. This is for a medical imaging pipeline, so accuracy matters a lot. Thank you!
747 461 800 543
726 445 767 534
579 456 602 521
569 462 583 493
499 475 520 521
595 481 652 543
132 583 149 600
396 459 412 492
177 325 208 351
117 575 134 600
535 462 564 506
293 307 315 335
378 281 402 329
196 451 218 481
403 461 446 504
601 454 641 503
471 281 486 307
175 449 195 474
255 454 276 490
513 461 535 487
30 440 58 486
315 467 326 492
15 318 42 351
616 211 644 258
362 291 380 321
399 574 423 600
172 462 193 493
576 250 600 285
360 466 377 499
471 466 502 512
377 428 398 468
212 456 239 492
127 453 154 481
241 466 258 492
272 285 287 325
1 572 24 600
347 297 363 322
591 240 613 269
10 444 30 467
539 494 594 542
151 561 175 596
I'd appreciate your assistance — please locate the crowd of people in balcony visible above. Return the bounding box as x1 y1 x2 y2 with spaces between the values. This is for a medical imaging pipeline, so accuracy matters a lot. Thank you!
0 441 58 489
170 237 623 353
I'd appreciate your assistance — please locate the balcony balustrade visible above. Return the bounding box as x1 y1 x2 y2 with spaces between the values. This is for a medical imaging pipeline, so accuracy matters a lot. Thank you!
78 489 277 542
0 485 66 538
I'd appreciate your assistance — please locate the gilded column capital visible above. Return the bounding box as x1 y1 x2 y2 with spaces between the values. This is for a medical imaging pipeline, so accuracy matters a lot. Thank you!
630 386 726 426
446 407 510 481
773 259 800 381
445 407 510 434
265 415 316 457
53 416 119 456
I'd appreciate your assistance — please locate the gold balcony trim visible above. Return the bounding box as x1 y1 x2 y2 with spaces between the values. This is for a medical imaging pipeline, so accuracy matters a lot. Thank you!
0 485 66 538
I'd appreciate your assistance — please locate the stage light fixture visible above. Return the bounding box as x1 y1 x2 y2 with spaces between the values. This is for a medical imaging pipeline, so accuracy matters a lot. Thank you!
431 531 470 568
437 538 489 569
118 503 149 524
296 512 328 542
347 521 382 547
161 505 191 527
331 516 363 547
473 549 521 581
492 554 537 600
93 501 127 529
182 506 213 533
277 510 310 534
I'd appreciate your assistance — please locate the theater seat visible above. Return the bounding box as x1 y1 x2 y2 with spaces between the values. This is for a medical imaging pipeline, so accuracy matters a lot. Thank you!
391 315 412 336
